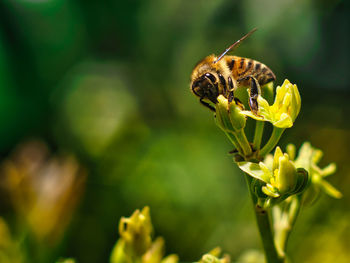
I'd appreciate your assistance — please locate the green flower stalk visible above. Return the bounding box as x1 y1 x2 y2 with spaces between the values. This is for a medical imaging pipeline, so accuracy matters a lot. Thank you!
271 143 342 257
188 72 341 262
205 80 308 262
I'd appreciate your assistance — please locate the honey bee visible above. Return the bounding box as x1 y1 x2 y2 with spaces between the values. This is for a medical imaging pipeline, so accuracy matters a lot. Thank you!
190 28 276 114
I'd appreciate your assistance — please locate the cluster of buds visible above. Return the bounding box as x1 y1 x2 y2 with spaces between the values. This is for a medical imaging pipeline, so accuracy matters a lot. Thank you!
215 79 302 159
238 147 308 207
212 79 341 207
110 207 178 263
111 207 235 263
191 66 342 261
237 142 342 207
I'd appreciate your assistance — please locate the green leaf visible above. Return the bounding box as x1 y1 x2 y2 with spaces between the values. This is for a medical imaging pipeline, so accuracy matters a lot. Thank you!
237 162 270 183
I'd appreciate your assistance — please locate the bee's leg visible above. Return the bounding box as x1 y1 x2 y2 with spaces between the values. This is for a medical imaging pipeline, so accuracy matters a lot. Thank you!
227 76 245 110
228 91 234 103
227 76 235 103
238 75 261 115
234 98 245 110
200 98 216 112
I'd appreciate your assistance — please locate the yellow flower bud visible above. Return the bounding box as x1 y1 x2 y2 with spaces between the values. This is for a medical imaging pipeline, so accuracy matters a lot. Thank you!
119 206 153 257
142 237 165 263
110 207 179 263
198 247 230 263
275 154 298 194
215 95 246 133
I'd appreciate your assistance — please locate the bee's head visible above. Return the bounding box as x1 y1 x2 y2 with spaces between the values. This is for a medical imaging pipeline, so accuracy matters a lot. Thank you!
191 72 218 103
190 28 257 106
190 55 221 103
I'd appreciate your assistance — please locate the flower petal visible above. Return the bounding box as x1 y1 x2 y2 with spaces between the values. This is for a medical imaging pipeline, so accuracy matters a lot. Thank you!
273 113 293 128
318 179 342 199
273 147 283 171
262 185 280 198
321 163 337 177
241 110 265 121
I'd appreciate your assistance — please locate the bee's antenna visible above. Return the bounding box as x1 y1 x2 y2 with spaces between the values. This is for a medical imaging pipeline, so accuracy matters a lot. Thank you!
214 28 257 63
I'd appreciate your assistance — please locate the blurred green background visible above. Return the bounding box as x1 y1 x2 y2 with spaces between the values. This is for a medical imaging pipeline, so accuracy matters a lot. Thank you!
0 0 349 262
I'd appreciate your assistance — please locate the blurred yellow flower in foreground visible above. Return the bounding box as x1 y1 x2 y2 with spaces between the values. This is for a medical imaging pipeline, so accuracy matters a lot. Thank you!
243 79 301 128
1 140 86 244
56 259 76 263
110 207 178 263
0 218 22 263
119 207 153 257
198 247 230 263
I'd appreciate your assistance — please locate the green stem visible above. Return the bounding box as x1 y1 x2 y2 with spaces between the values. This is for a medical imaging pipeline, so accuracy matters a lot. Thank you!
253 121 265 150
255 208 284 263
275 196 301 256
244 174 283 263
234 129 252 157
224 131 243 155
259 127 285 157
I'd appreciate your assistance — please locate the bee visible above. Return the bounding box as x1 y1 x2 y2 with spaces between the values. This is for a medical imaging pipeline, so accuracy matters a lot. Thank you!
190 28 276 114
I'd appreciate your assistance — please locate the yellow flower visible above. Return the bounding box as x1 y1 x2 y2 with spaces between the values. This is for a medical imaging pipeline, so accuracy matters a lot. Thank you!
287 142 342 200
242 79 301 128
110 207 178 263
1 140 86 244
238 147 308 199
198 247 230 263
118 207 153 257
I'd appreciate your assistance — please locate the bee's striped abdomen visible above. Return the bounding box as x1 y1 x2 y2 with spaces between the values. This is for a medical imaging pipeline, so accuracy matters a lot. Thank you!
225 56 276 87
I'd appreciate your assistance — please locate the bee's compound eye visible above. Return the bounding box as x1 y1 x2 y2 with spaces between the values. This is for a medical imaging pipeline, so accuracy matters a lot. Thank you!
191 79 205 97
205 73 216 83
192 76 212 98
